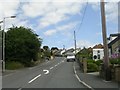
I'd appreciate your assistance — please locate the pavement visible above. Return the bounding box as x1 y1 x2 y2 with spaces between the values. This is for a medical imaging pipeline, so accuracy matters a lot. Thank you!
74 62 120 89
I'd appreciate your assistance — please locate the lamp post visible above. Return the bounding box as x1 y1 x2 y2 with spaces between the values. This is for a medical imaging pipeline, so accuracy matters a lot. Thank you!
2 16 16 73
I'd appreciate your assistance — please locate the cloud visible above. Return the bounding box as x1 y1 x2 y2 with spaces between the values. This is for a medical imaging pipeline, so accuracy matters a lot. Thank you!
57 22 78 31
22 1 85 27
77 40 95 48
39 12 68 27
105 2 118 23
44 21 78 36
44 29 57 36
0 0 20 20
90 2 118 23
90 2 99 11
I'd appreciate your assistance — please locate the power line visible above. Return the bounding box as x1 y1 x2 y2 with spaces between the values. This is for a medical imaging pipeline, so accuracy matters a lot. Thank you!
76 1 88 36
71 1 88 49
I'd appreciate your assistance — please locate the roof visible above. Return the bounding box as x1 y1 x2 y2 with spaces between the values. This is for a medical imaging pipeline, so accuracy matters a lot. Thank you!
110 33 120 37
93 44 104 49
108 35 120 48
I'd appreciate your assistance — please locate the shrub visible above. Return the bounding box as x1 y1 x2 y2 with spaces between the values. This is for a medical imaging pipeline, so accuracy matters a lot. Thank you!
95 60 103 66
87 63 98 72
6 61 24 70
118 58 120 65
109 58 118 64
87 59 95 63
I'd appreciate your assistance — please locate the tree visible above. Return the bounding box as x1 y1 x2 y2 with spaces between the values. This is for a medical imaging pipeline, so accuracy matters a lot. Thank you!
77 47 92 59
5 26 42 66
43 46 51 58
51 47 59 51
43 46 49 51
51 47 59 56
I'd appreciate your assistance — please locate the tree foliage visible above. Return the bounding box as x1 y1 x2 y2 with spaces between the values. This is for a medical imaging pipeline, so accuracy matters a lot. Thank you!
5 26 42 66
43 46 51 58
77 47 92 59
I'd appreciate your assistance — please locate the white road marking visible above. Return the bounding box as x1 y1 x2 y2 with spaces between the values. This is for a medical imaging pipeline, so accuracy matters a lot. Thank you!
43 69 49 75
28 74 41 84
18 88 22 90
55 64 57 67
73 62 94 90
50 67 54 70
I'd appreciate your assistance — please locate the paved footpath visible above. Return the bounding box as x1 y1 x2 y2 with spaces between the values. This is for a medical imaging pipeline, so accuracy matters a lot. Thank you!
74 62 120 90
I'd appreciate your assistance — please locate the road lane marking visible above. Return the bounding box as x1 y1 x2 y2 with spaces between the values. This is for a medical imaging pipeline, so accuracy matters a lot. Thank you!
18 87 22 90
43 69 49 75
50 67 53 69
28 74 41 84
73 62 94 90
55 64 57 67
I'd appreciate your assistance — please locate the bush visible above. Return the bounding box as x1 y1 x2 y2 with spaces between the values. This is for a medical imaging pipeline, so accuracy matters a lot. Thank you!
95 60 103 66
118 58 120 65
87 63 98 72
87 59 95 63
6 61 24 70
110 58 118 64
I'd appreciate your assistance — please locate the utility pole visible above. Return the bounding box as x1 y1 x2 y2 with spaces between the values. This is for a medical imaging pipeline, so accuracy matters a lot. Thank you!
74 31 77 54
100 0 111 81
63 45 65 50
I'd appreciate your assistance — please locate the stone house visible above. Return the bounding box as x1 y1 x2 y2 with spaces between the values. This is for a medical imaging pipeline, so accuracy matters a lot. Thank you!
108 33 120 58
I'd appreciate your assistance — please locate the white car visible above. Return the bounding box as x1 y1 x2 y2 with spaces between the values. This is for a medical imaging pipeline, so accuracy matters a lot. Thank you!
66 53 76 62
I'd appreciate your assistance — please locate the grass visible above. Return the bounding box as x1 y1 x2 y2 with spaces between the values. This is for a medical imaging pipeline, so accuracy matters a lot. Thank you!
5 61 24 70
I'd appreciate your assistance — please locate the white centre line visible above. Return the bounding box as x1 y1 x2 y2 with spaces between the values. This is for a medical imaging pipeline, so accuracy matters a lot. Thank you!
50 67 54 70
55 64 57 67
28 74 41 84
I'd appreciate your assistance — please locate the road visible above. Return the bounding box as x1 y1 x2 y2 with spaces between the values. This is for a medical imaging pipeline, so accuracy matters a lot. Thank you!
2 57 89 89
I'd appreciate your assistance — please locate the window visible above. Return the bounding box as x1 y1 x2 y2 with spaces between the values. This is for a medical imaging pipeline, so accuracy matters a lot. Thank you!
93 55 97 59
98 55 100 59
97 50 100 53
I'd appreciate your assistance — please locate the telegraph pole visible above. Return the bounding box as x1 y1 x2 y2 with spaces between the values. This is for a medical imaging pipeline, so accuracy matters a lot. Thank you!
74 31 77 54
63 45 65 50
100 0 111 81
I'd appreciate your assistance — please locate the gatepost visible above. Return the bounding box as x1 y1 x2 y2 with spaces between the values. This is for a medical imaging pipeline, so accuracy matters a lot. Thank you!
83 58 87 73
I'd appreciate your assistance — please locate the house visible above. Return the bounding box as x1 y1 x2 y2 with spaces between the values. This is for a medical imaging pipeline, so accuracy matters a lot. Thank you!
73 48 81 54
108 33 120 58
93 44 104 61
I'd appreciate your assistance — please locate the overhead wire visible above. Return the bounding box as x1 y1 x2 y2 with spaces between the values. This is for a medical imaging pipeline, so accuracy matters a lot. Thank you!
76 1 88 36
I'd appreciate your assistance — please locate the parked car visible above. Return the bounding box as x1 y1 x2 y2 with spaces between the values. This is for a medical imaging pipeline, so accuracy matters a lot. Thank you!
66 53 76 62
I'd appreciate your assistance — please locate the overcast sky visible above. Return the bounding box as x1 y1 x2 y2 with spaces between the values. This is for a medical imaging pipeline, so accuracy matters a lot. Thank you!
0 0 119 49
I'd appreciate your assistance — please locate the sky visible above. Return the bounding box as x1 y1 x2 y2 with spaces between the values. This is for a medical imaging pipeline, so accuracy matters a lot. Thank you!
0 0 119 49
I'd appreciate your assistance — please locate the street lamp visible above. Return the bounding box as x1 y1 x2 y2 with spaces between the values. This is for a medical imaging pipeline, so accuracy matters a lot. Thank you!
0 21 3 24
2 15 16 73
